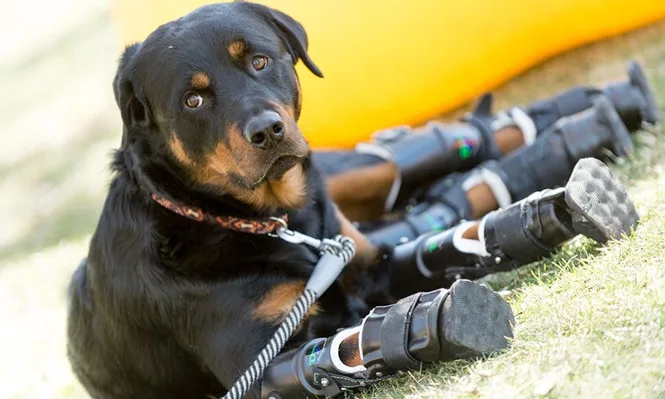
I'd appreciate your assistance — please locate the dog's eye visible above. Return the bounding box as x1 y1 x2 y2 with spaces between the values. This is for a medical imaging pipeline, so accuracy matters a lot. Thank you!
251 55 268 71
184 93 203 109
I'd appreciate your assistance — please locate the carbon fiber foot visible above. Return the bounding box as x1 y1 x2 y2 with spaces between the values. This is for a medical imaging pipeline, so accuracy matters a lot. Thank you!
565 158 639 244
443 280 515 356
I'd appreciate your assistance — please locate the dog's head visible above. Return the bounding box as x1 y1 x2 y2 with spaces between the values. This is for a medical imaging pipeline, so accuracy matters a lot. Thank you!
113 2 323 212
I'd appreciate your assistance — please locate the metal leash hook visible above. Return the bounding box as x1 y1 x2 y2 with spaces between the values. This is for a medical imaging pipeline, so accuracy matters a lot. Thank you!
276 228 344 253
271 217 344 253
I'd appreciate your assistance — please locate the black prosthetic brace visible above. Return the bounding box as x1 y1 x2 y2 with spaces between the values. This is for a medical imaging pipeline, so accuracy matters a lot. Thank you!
386 158 639 298
386 189 573 297
476 94 633 203
526 60 659 133
360 183 473 247
261 281 514 399
363 95 632 247
354 116 502 211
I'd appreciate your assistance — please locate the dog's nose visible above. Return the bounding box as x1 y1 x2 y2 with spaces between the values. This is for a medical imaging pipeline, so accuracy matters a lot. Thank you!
243 111 285 149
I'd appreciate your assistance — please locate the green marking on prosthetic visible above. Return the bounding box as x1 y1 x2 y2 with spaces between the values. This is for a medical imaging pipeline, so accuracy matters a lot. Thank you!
455 136 475 160
425 215 444 231
459 144 473 159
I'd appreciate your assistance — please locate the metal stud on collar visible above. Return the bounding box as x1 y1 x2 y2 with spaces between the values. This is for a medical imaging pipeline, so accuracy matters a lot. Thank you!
267 216 289 237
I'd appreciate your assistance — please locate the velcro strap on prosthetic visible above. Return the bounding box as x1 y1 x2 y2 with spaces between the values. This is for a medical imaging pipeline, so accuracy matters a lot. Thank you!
380 293 422 370
490 130 572 203
483 196 556 265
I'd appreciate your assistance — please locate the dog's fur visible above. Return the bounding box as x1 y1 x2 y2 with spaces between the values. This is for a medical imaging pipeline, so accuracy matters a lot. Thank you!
66 3 392 398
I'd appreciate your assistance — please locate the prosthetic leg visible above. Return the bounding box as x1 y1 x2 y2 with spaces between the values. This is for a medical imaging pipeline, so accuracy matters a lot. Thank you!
316 61 658 216
525 61 659 134
261 280 514 399
364 95 633 247
316 117 519 217
387 158 639 298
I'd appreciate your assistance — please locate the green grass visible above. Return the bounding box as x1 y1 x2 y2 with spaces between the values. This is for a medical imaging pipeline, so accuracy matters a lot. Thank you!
1 8 665 399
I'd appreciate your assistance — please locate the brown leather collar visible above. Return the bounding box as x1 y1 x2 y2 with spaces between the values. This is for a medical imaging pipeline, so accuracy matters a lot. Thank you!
151 193 288 235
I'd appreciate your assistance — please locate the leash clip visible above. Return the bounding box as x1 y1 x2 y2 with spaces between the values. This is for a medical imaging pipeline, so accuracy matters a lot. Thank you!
269 217 343 253
275 227 343 253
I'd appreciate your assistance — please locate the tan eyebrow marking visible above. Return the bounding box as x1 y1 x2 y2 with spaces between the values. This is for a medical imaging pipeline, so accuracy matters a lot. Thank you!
227 39 247 61
191 72 210 89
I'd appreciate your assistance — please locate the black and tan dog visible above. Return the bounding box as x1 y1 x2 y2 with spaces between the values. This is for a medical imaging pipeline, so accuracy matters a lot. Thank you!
66 2 517 398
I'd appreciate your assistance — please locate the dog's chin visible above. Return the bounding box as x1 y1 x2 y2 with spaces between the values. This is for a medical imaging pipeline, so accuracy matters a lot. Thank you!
251 155 306 188
263 155 301 182
243 159 308 211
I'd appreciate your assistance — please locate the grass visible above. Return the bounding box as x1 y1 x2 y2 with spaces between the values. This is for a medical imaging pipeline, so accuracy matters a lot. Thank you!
1 5 665 399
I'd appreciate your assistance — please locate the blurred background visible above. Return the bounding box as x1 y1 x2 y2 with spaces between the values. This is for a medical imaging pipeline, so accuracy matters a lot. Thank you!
0 0 120 397
0 0 664 398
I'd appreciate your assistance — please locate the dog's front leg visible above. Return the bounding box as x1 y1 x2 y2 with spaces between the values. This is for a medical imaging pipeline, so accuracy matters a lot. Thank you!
183 279 320 399
189 318 268 398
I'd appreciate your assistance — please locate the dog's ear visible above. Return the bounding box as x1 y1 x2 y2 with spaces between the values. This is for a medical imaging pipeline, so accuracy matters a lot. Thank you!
113 43 153 146
270 9 323 78
246 3 323 78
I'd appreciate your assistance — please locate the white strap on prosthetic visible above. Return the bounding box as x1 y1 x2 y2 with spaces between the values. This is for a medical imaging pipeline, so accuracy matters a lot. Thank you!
490 110 514 131
491 107 538 146
477 213 491 255
510 107 538 146
355 141 401 212
329 325 366 374
461 167 512 209
452 220 491 257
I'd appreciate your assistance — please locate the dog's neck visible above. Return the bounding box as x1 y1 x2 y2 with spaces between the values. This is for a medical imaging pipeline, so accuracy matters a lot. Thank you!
149 192 288 235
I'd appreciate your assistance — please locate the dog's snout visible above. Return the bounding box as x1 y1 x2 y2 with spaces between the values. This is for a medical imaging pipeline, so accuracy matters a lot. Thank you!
243 111 285 149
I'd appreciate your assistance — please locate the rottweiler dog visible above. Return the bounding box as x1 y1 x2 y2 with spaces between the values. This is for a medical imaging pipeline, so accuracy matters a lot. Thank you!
67 2 392 398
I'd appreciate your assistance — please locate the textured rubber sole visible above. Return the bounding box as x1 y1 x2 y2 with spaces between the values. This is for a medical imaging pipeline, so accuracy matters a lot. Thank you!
443 280 515 356
565 158 639 243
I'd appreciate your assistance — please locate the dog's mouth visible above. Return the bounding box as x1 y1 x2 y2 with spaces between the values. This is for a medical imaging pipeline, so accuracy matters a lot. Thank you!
252 155 302 186
266 155 300 180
